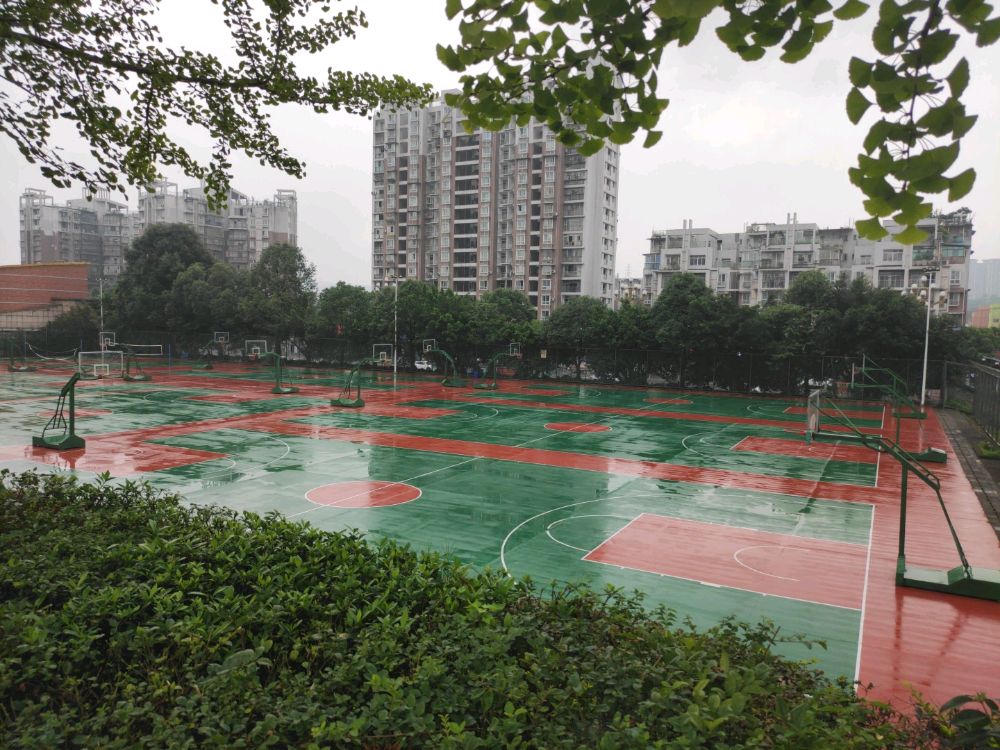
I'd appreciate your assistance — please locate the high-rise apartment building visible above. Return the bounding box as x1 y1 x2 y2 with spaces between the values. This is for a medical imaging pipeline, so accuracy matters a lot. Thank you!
19 184 297 293
968 258 1000 306
371 91 619 317
642 209 973 325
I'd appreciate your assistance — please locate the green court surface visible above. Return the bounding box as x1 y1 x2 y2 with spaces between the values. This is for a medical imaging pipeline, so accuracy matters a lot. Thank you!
0 364 885 679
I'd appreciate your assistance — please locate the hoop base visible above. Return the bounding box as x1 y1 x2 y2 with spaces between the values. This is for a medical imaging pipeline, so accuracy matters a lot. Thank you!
32 434 85 451
192 363 214 370
124 373 152 382
442 377 465 388
8 364 36 373
331 397 364 408
272 385 299 395
473 382 497 390
897 557 1000 602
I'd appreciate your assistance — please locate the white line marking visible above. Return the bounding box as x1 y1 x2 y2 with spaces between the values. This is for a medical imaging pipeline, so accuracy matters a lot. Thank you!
732 545 808 581
854 506 875 686
545 515 622 552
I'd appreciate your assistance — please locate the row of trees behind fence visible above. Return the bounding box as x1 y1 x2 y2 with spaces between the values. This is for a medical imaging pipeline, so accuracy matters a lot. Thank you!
18 224 1000 395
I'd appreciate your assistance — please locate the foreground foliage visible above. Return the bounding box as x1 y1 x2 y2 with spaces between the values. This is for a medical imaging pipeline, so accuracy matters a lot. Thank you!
0 469 965 748
441 0 998 242
0 0 430 209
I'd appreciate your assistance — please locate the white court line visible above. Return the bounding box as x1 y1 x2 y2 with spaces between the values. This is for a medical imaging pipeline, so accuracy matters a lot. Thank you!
292 383 651 522
732 545 809 581
545 514 623 552
854 506 876 685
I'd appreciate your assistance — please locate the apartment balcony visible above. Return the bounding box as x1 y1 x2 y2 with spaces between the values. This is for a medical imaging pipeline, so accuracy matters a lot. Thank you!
760 259 785 269
792 257 815 268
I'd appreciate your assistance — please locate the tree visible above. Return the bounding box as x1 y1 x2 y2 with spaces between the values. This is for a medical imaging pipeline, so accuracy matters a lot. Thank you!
470 289 538 352
114 223 214 332
543 296 614 379
440 0 998 242
33 302 101 353
244 244 317 345
310 282 375 362
1 0 431 208
372 280 442 365
168 262 245 340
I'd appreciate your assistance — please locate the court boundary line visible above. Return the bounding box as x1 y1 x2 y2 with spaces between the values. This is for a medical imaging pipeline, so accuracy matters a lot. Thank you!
304 481 424 508
854 506 876 684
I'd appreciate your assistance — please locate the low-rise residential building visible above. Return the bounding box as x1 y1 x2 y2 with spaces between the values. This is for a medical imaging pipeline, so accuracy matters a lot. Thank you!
613 276 644 309
642 209 973 325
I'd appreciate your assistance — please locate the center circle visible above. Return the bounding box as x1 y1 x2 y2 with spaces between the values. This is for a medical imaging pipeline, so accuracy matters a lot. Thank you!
304 480 421 508
544 422 611 433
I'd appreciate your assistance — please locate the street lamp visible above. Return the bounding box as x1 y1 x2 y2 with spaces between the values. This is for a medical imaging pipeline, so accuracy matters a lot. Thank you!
908 272 949 407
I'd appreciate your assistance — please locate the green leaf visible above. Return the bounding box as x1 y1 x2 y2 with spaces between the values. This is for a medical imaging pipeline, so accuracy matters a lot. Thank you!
892 224 930 245
643 130 663 147
856 217 889 239
737 44 766 60
848 56 872 87
977 16 1000 45
846 88 872 124
947 58 970 98
948 167 976 201
445 0 463 20
834 0 870 19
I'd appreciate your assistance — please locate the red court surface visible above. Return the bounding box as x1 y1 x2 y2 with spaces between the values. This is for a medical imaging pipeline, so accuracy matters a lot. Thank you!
733 435 879 464
305 480 422 508
584 513 869 610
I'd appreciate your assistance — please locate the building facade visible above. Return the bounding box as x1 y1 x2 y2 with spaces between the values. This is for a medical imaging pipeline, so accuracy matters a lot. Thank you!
19 184 297 293
642 210 973 325
0 262 90 331
968 258 1000 308
613 277 644 309
371 91 619 318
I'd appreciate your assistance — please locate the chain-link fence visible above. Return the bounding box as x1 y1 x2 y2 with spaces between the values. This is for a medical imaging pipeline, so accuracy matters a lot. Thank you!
943 361 1000 445
4 325 948 404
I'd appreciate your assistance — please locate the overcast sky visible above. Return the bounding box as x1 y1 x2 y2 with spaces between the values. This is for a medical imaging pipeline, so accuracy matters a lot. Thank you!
1 1 997 288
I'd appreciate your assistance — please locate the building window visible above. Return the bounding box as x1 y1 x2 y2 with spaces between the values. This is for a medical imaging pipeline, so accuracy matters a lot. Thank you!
950 268 961 286
883 249 903 262
878 269 904 289
689 255 706 267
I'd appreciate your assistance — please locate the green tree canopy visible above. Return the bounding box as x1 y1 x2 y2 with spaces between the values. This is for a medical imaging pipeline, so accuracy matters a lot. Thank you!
114 224 213 332
310 282 375 351
543 296 614 377
440 0 997 242
1 0 431 208
244 244 317 344
168 262 246 338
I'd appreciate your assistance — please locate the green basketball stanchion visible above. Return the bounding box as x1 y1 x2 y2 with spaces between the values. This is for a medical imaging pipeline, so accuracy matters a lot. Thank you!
258 351 299 394
122 345 152 382
6 338 36 372
474 343 521 390
332 359 373 407
33 373 86 451
807 389 999 601
422 339 464 387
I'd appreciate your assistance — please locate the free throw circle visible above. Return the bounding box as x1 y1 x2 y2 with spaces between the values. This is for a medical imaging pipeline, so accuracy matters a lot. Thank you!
305 480 421 508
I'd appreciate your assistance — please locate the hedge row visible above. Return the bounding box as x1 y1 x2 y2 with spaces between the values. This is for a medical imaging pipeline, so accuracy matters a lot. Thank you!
0 470 995 748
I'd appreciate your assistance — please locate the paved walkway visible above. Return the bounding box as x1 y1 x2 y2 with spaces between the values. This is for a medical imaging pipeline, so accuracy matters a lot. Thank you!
938 408 1000 538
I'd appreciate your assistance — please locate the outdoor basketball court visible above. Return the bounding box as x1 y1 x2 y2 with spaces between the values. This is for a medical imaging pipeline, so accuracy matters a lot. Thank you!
2 359 998 706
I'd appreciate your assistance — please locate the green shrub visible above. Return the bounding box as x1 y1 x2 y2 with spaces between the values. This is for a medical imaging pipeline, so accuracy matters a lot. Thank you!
0 469 992 748
976 441 1000 460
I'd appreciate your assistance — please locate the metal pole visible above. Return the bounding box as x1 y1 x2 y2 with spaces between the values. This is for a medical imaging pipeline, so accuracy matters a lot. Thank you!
920 286 932 407
393 275 398 389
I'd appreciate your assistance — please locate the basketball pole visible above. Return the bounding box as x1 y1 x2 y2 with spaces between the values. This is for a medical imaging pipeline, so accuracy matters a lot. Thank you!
393 274 398 390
